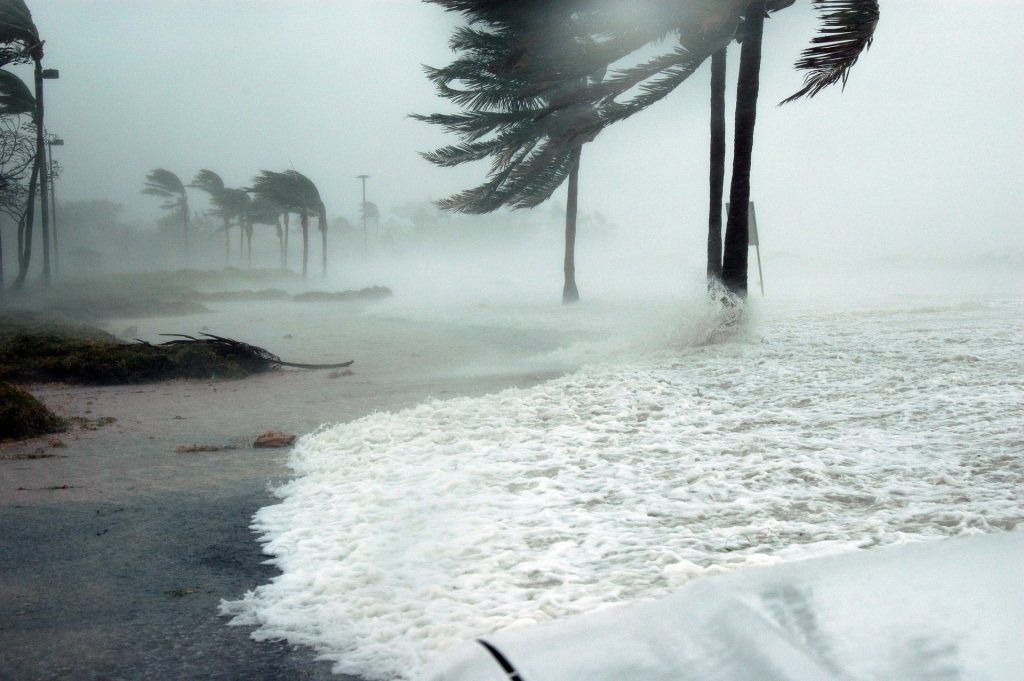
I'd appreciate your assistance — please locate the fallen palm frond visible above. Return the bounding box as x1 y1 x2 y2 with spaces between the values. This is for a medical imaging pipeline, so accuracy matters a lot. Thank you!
151 333 354 370
0 318 352 385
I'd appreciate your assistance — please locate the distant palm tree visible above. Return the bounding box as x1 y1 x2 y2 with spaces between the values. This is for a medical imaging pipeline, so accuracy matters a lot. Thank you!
250 170 327 278
247 194 286 268
189 169 234 264
142 169 190 264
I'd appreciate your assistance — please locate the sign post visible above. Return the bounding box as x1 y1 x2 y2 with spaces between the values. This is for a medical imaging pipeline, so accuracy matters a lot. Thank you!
726 200 765 296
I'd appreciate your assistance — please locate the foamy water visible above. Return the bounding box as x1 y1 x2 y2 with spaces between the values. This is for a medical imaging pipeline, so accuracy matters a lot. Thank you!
222 296 1023 680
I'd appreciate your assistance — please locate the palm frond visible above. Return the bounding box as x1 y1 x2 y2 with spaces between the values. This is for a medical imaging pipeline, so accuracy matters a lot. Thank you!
0 67 32 116
0 0 40 65
781 0 879 104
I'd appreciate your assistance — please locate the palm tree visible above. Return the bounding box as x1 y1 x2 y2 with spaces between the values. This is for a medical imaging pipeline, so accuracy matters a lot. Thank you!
189 169 234 264
707 47 727 288
421 1 880 300
247 194 285 268
250 170 328 278
416 3 606 303
0 0 52 286
720 2 766 297
142 169 189 264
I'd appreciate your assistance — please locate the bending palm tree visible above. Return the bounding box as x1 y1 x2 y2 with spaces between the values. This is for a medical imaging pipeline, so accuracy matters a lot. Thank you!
142 169 189 264
190 169 234 264
250 170 328 277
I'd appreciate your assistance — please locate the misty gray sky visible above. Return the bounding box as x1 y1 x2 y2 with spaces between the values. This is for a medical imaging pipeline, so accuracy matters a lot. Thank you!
22 0 1024 262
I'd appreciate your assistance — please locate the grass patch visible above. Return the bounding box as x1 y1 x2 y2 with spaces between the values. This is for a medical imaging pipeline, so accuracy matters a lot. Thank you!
0 382 66 441
0 313 275 385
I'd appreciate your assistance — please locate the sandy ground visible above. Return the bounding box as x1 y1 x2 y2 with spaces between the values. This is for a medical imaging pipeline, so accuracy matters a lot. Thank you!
0 300 577 681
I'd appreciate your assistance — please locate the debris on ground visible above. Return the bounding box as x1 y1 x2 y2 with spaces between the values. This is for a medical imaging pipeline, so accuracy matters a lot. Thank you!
253 431 296 448
175 444 237 453
0 382 66 441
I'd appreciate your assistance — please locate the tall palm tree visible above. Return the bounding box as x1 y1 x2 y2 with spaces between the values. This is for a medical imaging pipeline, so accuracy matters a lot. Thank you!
142 169 189 264
720 2 766 297
416 4 605 304
189 169 234 264
707 47 727 288
247 194 285 268
250 170 328 277
421 1 880 300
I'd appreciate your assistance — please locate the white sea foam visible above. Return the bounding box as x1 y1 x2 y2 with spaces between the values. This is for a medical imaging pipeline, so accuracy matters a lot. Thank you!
222 298 1023 680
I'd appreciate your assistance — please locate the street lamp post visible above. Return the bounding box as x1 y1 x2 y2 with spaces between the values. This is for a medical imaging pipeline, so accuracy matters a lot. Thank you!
47 135 64 278
356 175 370 254
35 67 59 285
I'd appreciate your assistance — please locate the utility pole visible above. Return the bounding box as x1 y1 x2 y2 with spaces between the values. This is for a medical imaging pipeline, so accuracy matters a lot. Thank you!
356 174 370 254
33 66 59 286
47 134 63 278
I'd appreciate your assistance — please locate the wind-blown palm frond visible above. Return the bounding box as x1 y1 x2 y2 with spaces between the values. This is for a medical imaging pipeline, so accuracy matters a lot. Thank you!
0 0 40 65
189 169 225 196
142 168 185 209
0 67 33 116
781 0 879 104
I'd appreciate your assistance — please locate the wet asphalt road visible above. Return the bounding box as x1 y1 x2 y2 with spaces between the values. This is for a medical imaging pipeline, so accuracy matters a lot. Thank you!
0 484 356 681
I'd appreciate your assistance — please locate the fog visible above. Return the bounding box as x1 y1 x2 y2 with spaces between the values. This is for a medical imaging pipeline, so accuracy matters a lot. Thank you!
0 0 1017 306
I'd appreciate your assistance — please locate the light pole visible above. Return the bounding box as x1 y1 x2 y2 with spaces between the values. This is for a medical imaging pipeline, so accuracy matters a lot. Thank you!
46 134 63 278
356 174 370 254
35 66 59 285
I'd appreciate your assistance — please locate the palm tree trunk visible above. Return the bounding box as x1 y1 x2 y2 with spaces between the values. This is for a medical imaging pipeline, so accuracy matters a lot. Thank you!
181 198 189 266
562 146 583 304
223 217 231 265
34 59 51 288
707 47 727 286
721 0 766 298
14 158 41 289
319 210 328 277
282 212 290 270
301 211 309 278
282 210 290 270
275 217 284 269
246 223 252 268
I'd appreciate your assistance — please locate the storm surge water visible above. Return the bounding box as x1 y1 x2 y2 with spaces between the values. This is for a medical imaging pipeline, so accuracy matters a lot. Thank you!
222 292 1023 681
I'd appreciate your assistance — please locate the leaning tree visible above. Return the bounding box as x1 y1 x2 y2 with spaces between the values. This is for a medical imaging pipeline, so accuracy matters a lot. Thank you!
189 169 237 264
142 169 190 264
250 170 327 278
416 1 609 303
419 0 880 300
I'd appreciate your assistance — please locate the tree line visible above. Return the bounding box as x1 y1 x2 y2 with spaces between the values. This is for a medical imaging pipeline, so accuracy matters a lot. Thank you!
143 168 328 278
416 0 881 304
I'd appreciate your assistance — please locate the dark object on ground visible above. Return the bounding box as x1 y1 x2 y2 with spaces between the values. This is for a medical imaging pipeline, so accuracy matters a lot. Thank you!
197 289 291 302
253 431 296 448
0 382 66 441
292 286 391 303
176 444 237 453
0 449 65 461
0 320 352 384
154 333 354 370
